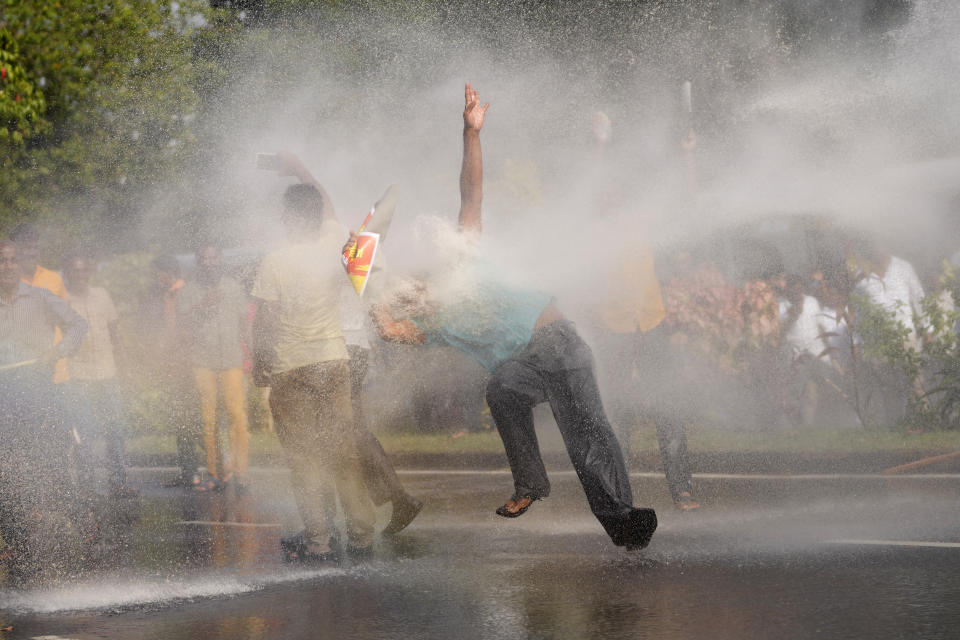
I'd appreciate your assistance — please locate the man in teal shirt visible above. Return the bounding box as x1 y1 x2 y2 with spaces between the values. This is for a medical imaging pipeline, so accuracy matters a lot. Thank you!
371 85 657 550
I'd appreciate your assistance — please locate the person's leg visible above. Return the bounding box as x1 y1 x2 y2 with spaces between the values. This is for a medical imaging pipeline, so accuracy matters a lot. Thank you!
486 361 550 501
220 367 250 481
592 332 638 462
169 374 201 484
651 410 693 502
545 366 634 519
61 380 101 494
263 386 275 432
0 373 38 577
91 379 129 492
194 367 220 481
346 346 400 505
269 367 337 551
634 326 698 507
309 361 376 551
534 322 653 545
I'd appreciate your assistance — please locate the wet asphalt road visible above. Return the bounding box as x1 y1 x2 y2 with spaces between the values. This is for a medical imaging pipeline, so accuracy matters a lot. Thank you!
2 467 960 640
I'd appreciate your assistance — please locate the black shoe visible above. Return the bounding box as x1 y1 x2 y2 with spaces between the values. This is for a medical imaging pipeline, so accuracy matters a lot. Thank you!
382 495 423 535
622 508 658 550
281 532 340 564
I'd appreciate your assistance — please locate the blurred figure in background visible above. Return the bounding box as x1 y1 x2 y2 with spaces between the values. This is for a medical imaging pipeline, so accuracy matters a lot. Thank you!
0 240 90 583
585 110 699 511
848 239 926 425
140 255 203 489
10 223 68 385
773 273 830 426
63 251 135 498
850 240 925 351
10 223 66 298
178 244 251 491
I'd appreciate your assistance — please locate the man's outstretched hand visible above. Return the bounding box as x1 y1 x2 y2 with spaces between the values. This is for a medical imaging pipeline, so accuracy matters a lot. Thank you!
463 83 490 133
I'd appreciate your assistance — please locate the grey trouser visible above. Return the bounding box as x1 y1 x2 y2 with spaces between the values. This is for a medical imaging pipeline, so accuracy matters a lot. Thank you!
485 321 637 539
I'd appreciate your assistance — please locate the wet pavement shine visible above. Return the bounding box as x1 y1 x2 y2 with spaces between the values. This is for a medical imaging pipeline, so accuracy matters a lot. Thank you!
2 468 960 639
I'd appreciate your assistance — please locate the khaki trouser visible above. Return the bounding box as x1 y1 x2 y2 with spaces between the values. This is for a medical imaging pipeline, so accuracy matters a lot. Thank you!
194 367 249 480
269 359 374 549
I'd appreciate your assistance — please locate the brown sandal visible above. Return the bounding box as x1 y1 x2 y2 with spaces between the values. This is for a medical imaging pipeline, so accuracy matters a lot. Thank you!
496 495 536 518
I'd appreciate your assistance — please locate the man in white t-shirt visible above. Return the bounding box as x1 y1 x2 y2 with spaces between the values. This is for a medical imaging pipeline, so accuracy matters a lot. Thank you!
269 151 423 536
854 250 925 351
252 184 375 563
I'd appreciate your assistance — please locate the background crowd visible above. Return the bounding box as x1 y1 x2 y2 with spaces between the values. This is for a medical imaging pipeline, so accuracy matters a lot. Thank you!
5 208 957 503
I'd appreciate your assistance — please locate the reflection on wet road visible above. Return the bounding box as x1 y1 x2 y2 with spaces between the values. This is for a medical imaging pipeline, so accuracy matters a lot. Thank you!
2 469 959 639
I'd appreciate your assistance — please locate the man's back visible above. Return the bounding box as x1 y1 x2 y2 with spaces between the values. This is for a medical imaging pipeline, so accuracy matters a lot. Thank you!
252 220 349 374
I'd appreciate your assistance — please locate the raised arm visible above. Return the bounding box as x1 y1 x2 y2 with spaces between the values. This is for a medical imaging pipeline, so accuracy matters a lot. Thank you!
458 83 489 234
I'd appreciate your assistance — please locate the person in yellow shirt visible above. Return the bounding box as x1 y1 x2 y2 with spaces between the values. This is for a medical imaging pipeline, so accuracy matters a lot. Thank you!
585 115 699 512
10 223 67 299
10 223 69 384
592 242 699 511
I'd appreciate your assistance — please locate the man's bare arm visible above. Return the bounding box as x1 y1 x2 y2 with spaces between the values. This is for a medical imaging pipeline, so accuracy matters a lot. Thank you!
458 83 489 234
370 305 426 345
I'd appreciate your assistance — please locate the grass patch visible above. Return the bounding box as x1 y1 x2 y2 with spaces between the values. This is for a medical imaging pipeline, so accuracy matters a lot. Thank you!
653 425 960 454
375 431 507 455
126 425 960 459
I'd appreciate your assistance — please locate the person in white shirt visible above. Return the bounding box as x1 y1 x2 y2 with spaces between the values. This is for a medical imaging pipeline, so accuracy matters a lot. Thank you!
848 241 926 424
775 274 833 426
853 251 925 351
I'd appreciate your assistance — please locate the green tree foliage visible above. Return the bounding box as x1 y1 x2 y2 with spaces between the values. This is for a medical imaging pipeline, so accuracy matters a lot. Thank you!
848 264 960 430
0 0 216 235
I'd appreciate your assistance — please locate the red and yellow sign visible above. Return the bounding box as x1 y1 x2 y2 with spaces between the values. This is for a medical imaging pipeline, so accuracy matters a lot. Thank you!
341 185 398 297
342 210 380 296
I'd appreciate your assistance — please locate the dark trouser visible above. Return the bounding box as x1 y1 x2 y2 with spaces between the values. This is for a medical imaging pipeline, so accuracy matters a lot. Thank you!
347 345 404 506
66 378 128 491
595 326 693 502
160 372 202 481
0 367 91 580
485 320 637 540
